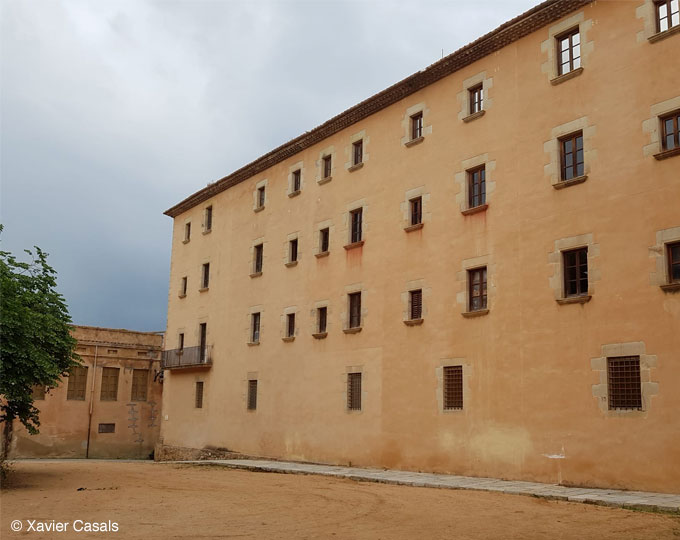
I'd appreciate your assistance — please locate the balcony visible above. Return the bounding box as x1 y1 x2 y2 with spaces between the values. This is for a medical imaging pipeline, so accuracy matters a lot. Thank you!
162 345 212 370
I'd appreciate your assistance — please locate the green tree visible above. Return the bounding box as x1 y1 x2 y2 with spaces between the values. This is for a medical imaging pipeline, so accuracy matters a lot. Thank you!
0 228 79 458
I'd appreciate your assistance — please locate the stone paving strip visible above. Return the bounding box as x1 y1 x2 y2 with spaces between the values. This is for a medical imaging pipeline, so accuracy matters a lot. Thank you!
168 458 680 514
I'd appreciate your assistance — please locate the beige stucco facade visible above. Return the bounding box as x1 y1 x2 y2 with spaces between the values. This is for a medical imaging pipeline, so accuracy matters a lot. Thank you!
160 0 680 493
9 326 163 459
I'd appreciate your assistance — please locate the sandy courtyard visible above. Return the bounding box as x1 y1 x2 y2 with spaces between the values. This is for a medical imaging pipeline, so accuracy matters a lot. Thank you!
1 460 679 539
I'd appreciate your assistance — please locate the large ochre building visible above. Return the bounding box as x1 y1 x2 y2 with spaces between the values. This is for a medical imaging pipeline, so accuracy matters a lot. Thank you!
159 0 680 492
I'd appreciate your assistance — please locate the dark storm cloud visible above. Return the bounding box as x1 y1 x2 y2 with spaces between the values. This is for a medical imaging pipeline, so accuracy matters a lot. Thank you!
0 0 537 331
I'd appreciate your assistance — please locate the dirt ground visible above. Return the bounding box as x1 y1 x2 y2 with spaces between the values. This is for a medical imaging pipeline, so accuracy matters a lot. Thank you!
1 461 679 540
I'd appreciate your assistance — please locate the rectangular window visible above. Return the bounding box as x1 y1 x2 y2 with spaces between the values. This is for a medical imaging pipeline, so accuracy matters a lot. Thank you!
184 222 191 242
32 385 46 400
468 267 487 311
320 228 330 253
352 140 363 165
409 197 422 225
563 247 588 297
98 423 115 433
131 369 148 402
257 186 266 208
178 332 184 351
195 381 204 409
323 155 332 179
286 313 296 338
67 366 88 400
292 169 301 192
201 263 210 289
556 28 581 75
468 166 486 209
668 242 680 283
409 289 423 320
180 276 188 296
289 238 298 263
254 244 264 273
247 380 258 410
560 131 584 180
347 372 362 411
411 112 423 140
607 357 642 410
100 367 120 401
661 111 680 151
348 292 361 329
317 306 328 333
350 208 363 244
199 323 207 363
251 313 261 343
443 366 463 410
469 84 483 114
204 206 212 232
656 0 680 32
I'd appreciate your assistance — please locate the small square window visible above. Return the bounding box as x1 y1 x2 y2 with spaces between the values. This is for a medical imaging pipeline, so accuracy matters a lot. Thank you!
32 385 46 400
656 0 680 32
201 263 210 289
67 366 88 401
348 292 361 329
180 276 188 296
556 28 581 76
667 241 680 283
286 313 296 338
350 208 363 244
352 140 363 166
409 197 422 226
98 423 115 433
410 112 423 140
184 222 191 242
319 228 330 253
607 357 642 410
660 111 680 151
247 380 258 410
257 186 266 209
254 244 264 273
317 306 328 333
347 372 362 411
323 155 332 179
443 366 463 410
468 267 487 312
469 84 483 115
467 166 486 209
563 247 588 297
195 381 204 409
560 131 584 180
204 206 213 232
289 238 298 263
292 169 301 192
409 289 422 320
100 367 120 401
251 313 261 343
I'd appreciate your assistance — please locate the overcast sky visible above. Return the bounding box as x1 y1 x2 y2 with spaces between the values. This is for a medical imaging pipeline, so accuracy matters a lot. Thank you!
1 0 537 332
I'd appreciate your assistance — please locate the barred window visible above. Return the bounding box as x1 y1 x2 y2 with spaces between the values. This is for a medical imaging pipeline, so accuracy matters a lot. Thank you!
204 206 213 232
353 140 363 166
67 366 88 400
563 247 588 297
195 381 204 409
560 131 584 180
251 313 261 343
469 84 483 114
556 28 580 75
443 366 463 410
607 357 642 410
468 267 487 311
411 112 423 140
467 166 486 208
348 292 361 329
100 367 119 401
668 242 680 283
131 369 148 402
409 289 422 320
409 197 422 226
350 208 363 244
247 380 258 410
347 372 362 411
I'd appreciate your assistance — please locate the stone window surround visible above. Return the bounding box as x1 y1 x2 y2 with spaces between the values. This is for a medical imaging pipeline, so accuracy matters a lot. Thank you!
456 254 494 315
642 95 680 159
400 279 430 323
245 371 258 411
284 232 300 266
345 130 369 171
249 237 265 276
547 233 601 302
343 198 368 246
310 300 331 335
401 186 431 231
253 178 268 211
281 306 298 341
543 117 596 188
341 283 366 332
401 102 432 147
636 0 680 43
540 12 594 84
591 341 658 417
457 71 493 122
344 365 364 414
454 154 496 213
317 146 335 184
287 161 305 196
182 218 191 244
313 219 334 256
198 257 211 291
435 359 471 414
649 226 680 289
247 305 264 345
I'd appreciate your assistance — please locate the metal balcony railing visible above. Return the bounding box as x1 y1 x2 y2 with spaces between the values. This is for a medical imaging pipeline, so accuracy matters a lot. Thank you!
162 345 212 370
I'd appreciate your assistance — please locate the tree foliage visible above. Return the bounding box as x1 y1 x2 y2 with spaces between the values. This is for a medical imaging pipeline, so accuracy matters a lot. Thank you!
1 229 79 435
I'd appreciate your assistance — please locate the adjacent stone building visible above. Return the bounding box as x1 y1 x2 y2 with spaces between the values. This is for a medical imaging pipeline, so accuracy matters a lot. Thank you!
159 0 680 492
9 326 163 459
